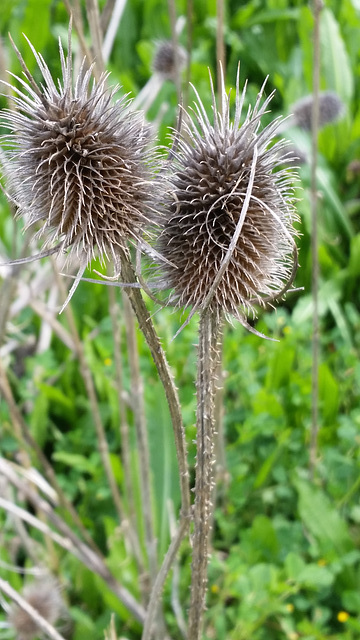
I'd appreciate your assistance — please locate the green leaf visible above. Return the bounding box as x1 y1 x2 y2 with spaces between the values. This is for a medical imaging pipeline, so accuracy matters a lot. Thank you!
320 8 354 103
52 452 99 475
296 563 334 589
29 392 49 447
319 363 339 423
294 477 354 558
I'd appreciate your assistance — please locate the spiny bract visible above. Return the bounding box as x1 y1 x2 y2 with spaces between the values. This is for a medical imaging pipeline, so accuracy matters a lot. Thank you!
158 68 298 326
0 33 158 280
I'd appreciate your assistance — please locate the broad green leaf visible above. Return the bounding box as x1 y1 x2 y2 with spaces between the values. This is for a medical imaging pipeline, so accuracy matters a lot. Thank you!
52 452 99 475
320 8 354 103
294 477 354 557
297 563 334 588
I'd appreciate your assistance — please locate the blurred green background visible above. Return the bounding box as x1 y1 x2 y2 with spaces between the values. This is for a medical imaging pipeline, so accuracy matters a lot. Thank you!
1 1 360 639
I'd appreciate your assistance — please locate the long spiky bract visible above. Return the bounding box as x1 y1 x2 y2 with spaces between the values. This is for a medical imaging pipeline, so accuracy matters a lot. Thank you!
0 31 158 301
158 66 298 329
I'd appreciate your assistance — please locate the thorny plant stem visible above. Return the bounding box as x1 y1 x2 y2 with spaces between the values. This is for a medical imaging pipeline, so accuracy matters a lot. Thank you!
141 516 190 640
108 287 145 574
0 578 67 640
188 308 222 640
123 294 158 593
309 0 323 479
0 458 146 624
120 254 190 518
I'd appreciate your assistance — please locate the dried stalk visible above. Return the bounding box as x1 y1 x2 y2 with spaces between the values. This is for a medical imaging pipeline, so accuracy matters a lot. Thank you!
108 286 145 573
216 0 226 105
0 358 102 556
123 293 158 590
120 255 190 519
62 0 94 69
168 0 181 103
53 268 126 525
86 0 105 76
184 0 193 108
141 516 189 640
188 308 221 640
0 578 67 640
309 0 323 478
0 458 146 624
102 0 127 63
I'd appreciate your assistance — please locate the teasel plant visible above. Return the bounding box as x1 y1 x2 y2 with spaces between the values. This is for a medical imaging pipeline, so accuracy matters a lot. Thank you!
153 65 299 638
0 7 300 640
0 16 189 640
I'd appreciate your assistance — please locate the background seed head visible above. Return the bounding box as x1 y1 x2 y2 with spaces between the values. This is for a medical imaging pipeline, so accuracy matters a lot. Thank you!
7 576 66 640
158 71 298 321
0 35 158 270
291 91 344 131
152 40 187 80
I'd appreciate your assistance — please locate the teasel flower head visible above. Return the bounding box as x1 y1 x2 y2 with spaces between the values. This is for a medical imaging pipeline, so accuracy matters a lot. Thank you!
291 90 344 131
158 67 299 332
152 40 187 81
7 575 66 640
0 29 158 304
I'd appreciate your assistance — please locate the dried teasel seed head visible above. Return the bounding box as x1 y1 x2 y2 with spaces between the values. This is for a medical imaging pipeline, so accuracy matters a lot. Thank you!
0 29 159 300
7 576 66 640
291 91 344 131
152 41 187 80
158 67 299 328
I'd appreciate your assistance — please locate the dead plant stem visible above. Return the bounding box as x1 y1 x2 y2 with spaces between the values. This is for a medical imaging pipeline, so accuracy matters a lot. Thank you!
123 294 158 592
120 255 190 518
188 308 221 640
0 578 67 640
108 286 145 573
309 0 323 479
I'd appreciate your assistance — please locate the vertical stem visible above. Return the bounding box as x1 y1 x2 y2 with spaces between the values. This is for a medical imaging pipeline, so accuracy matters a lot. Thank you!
86 0 105 75
216 0 226 105
309 0 323 479
168 0 181 103
54 269 126 524
120 255 190 518
123 294 158 592
188 308 221 640
184 0 193 108
108 286 145 575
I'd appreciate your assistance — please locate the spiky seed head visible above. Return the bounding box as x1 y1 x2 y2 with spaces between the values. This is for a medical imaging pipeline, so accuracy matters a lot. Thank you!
152 41 187 80
7 576 65 640
0 33 158 275
158 69 298 325
292 91 344 131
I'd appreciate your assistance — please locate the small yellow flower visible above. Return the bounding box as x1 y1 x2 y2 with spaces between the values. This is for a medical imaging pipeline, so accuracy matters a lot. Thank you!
104 358 112 366
337 611 350 623
288 633 299 640
286 603 294 613
317 558 327 566
210 584 219 594
283 326 291 335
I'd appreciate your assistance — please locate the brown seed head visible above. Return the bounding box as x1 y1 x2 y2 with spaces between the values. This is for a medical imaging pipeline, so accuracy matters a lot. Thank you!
0 33 158 276
158 68 298 324
291 91 344 131
7 576 65 640
152 41 187 80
